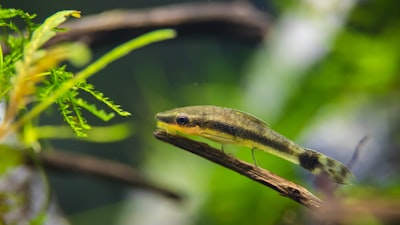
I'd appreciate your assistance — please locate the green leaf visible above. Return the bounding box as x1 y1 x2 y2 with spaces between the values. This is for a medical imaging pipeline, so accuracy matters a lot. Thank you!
76 98 115 121
69 28 177 87
24 10 80 59
78 82 130 117
58 94 90 137
0 7 35 20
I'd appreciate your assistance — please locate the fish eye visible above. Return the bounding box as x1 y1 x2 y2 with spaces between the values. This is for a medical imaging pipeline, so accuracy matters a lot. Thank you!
176 114 189 125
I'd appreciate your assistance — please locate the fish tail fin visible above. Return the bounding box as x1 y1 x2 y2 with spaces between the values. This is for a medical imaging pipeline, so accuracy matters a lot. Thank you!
299 149 355 184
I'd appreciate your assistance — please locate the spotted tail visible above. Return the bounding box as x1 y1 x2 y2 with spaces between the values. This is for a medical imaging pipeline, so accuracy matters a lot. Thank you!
298 149 354 184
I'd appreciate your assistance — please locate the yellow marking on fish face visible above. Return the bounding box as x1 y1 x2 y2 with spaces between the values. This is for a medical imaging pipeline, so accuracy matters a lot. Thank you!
156 121 201 136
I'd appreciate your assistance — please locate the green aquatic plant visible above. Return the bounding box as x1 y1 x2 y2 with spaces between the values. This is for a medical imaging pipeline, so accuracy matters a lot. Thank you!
0 7 176 140
0 6 176 224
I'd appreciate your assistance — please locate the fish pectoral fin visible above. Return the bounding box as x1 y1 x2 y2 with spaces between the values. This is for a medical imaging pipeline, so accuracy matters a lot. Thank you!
200 131 235 144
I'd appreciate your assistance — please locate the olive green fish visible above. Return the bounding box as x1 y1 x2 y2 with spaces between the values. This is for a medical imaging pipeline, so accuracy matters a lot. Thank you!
155 105 354 184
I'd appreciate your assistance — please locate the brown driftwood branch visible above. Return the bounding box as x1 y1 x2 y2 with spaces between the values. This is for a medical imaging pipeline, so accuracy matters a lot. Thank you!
46 2 269 48
153 130 323 208
25 150 182 201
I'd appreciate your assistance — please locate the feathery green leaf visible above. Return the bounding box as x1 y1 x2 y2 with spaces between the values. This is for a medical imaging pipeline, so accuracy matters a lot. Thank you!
78 82 131 117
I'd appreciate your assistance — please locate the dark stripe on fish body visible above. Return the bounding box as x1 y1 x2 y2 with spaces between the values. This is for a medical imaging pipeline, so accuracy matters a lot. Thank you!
206 120 295 155
157 115 175 124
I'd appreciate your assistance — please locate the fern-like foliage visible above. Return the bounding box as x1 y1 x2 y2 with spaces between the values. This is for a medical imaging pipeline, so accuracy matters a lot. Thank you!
0 6 175 141
0 6 176 224
38 66 124 137
58 94 91 137
0 8 126 139
77 82 131 117
0 8 36 100
0 8 86 139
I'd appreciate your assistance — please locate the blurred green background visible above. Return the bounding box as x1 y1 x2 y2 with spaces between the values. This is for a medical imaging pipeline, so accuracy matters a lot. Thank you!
3 0 400 224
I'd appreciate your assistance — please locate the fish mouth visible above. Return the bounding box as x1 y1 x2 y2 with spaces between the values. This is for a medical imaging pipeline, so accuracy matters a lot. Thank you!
155 112 178 134
155 113 161 120
156 120 168 130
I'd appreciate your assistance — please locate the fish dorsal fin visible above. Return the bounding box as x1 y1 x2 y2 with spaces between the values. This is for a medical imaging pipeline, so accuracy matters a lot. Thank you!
230 108 270 128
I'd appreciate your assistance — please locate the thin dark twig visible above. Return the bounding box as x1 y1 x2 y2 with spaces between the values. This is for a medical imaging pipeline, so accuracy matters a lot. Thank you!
25 150 182 201
316 136 368 197
347 136 368 170
153 130 323 208
312 136 400 224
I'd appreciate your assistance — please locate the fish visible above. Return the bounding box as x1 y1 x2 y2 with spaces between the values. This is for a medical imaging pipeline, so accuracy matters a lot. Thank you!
155 105 354 184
